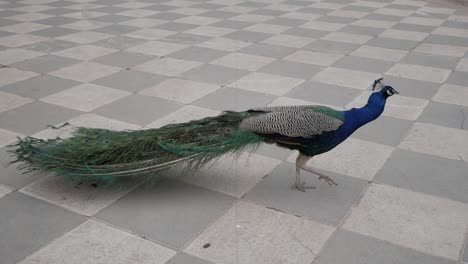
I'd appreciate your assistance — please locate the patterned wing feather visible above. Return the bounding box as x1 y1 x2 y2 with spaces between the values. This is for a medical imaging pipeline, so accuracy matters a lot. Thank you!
240 107 344 138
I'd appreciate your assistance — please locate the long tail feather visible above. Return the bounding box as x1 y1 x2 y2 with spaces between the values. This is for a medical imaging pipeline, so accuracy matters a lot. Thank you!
9 111 264 183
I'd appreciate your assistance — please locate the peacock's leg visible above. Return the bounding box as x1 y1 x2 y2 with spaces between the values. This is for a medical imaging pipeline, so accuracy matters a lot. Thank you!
295 154 316 192
296 153 338 187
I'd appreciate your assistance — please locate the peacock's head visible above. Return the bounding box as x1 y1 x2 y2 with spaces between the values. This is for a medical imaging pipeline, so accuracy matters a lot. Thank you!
372 78 399 98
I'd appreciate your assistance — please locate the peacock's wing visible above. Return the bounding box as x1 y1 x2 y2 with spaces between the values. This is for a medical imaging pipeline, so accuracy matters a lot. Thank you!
240 105 344 138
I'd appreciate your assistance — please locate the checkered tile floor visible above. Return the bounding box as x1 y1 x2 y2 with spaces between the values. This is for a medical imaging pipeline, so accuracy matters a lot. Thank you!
1 0 468 263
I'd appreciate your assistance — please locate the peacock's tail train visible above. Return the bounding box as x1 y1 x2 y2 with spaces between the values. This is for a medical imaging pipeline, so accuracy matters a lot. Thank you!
9 111 264 183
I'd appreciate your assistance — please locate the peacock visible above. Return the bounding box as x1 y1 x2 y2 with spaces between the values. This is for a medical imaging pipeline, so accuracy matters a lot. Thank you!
10 78 398 191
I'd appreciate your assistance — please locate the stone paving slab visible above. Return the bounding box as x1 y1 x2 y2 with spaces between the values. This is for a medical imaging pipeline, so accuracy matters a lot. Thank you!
1 0 468 263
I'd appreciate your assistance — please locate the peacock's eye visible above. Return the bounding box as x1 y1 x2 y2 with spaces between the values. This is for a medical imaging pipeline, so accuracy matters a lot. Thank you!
386 90 393 95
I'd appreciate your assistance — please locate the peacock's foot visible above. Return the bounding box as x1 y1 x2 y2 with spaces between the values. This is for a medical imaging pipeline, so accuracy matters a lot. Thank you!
294 181 316 192
319 175 338 186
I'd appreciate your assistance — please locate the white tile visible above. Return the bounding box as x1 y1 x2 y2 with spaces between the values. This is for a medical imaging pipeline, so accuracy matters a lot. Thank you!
328 10 369 18
218 5 256 13
303 138 393 180
386 63 451 83
0 91 33 113
301 21 346 31
280 12 321 21
343 184 468 260
311 67 379 90
0 48 44 65
140 78 220 103
164 0 198 7
33 114 141 140
116 9 158 17
6 12 52 21
392 0 426 6
0 33 48 47
352 1 388 8
57 31 112 44
197 37 251 52
49 61 121 82
414 43 468 57
175 15 221 25
171 7 207 16
230 14 273 23
127 40 188 56
418 6 455 14
351 19 396 29
119 18 168 28
124 28 177 40
147 105 220 128
351 45 407 62
284 50 344 66
456 58 468 72
185 26 236 37
210 53 275 71
0 22 50 34
374 7 413 16
401 16 444 26
64 3 104 10
399 122 468 161
0 128 20 148
61 20 111 31
229 72 304 96
20 175 141 216
64 11 107 19
432 27 468 38
347 91 428 120
114 1 154 8
379 29 428 42
13 4 55 12
41 83 130 112
0 185 12 198
185 201 335 264
135 57 201 76
433 84 468 107
0 67 38 87
53 45 117 60
448 15 468 23
262 34 314 48
266 4 302 12
19 220 176 263
310 2 345 9
173 153 281 198
243 24 289 35
322 32 372 45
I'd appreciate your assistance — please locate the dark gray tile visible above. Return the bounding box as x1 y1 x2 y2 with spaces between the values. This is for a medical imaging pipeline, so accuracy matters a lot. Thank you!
0 18 18 27
283 27 329 38
342 5 375 12
424 34 468 47
145 4 177 12
304 39 360 54
93 14 135 23
332 56 394 73
381 75 439 100
446 71 468 87
352 116 413 146
252 8 286 17
400 52 459 69
30 27 78 38
93 69 166 92
464 240 468 263
0 10 25 17
182 64 249 85
96 179 235 249
364 13 404 22
259 60 324 79
0 30 14 38
194 87 275 111
92 6 128 14
238 1 268 8
156 22 199 31
168 253 214 264
192 3 224 10
150 12 186 21
170 46 227 62
95 94 182 126
386 3 419 9
41 7 77 15
266 17 305 27
244 162 367 225
211 20 252 29
392 23 436 33
339 25 385 36
162 33 211 45
93 51 154 68
45 0 76 7
418 101 468 130
299 7 335 15
0 148 46 189
282 0 313 6
34 16 79 26
225 30 273 43
315 15 356 24
1 75 80 99
375 149 468 204
442 20 468 29
200 10 239 19
95 36 145 50
23 39 77 53
94 24 139 35
286 81 361 107
12 55 79 74
0 192 85 264
239 43 295 59
316 230 456 264
366 37 419 51
0 101 81 135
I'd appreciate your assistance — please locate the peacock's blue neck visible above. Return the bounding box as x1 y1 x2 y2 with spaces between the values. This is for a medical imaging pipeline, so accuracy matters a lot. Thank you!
342 92 387 135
